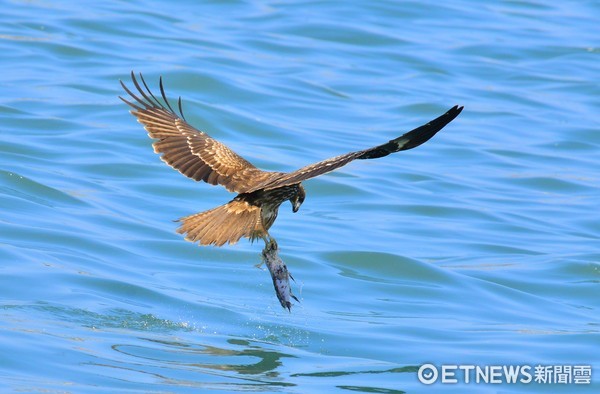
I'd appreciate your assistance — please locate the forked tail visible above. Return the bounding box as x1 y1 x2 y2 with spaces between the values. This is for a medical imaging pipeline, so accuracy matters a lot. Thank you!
176 200 265 246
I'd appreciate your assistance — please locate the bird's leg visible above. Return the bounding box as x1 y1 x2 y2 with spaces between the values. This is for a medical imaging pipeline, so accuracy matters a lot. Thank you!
255 234 275 269
263 233 277 249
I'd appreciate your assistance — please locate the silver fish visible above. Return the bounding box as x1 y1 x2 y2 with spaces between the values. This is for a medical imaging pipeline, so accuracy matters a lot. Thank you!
262 238 299 311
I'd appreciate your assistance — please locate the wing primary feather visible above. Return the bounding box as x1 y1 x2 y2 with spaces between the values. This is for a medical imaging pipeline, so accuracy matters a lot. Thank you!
118 94 144 112
178 96 186 121
159 76 177 114
136 72 166 110
120 79 150 109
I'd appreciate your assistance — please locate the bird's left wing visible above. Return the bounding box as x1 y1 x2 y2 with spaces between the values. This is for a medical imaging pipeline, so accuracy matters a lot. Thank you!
120 72 280 194
249 105 463 192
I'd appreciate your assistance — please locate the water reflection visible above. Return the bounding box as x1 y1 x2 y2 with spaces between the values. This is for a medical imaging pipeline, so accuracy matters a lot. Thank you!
110 337 297 388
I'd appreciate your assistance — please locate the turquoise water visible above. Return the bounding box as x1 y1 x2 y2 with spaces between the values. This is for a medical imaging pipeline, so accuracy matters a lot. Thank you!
1 0 598 392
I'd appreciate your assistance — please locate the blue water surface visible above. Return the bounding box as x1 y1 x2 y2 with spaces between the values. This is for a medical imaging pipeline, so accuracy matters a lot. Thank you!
0 0 598 393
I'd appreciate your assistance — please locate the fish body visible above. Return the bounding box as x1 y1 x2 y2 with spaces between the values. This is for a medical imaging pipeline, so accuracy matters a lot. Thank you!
261 239 298 311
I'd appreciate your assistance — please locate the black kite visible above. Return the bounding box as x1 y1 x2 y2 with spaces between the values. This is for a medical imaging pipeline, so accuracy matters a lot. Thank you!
120 72 463 247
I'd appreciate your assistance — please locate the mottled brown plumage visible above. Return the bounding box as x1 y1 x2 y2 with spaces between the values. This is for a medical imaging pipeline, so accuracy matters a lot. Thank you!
120 72 463 246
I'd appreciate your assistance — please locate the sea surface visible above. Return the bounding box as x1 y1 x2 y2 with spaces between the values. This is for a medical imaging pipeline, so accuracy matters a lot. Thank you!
0 0 598 393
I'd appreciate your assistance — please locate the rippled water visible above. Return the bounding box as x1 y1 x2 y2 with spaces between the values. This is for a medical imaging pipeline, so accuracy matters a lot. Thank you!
1 0 598 392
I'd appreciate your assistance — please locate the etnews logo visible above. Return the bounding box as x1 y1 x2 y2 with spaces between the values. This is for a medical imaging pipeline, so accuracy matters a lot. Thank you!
418 364 592 385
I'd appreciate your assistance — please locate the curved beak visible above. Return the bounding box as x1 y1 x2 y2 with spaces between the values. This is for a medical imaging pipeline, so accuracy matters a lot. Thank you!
292 202 301 213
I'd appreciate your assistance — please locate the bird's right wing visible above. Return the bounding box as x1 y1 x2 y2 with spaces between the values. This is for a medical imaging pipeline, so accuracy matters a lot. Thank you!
120 72 280 194
249 105 463 192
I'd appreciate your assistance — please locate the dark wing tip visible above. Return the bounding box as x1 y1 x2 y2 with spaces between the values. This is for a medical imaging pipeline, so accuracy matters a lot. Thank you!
439 105 464 122
178 96 186 120
396 104 464 151
449 104 464 118
120 71 186 120
357 104 464 159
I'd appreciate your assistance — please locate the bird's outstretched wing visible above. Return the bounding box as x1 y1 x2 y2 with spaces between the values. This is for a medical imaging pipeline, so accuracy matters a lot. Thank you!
248 105 464 192
119 72 281 193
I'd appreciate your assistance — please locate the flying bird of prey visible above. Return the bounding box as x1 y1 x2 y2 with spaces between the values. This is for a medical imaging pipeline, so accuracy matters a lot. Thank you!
120 72 463 247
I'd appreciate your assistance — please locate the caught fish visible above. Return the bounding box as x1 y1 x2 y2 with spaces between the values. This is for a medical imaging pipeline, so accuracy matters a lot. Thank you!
261 238 299 311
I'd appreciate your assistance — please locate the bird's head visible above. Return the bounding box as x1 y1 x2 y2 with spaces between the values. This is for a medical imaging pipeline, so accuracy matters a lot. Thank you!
290 184 305 213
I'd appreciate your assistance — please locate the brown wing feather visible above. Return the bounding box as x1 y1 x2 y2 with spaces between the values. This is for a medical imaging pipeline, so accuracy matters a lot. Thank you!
119 72 281 193
249 105 463 192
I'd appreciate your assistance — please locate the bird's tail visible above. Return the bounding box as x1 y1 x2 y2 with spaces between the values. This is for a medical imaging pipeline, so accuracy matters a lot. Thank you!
176 200 265 246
